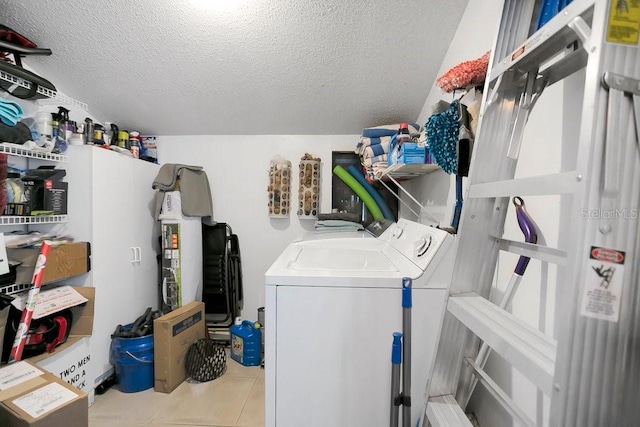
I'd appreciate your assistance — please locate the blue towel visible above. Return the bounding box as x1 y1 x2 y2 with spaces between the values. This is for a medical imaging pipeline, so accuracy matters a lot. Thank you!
0 99 23 126
356 136 392 155
362 123 420 138
362 154 388 167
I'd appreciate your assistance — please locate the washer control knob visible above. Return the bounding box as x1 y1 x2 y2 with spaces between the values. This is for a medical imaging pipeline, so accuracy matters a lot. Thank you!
393 227 403 238
415 235 432 257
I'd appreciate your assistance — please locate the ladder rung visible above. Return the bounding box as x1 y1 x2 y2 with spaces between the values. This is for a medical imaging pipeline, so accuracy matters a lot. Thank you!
426 395 472 427
448 293 557 395
465 357 536 427
539 44 588 88
468 171 578 199
494 236 567 265
489 0 594 82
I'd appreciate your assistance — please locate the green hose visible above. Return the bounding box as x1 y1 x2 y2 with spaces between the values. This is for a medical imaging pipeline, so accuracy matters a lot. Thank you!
332 165 383 220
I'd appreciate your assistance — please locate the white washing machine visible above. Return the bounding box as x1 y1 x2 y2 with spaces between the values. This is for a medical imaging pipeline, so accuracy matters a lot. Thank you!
264 219 455 427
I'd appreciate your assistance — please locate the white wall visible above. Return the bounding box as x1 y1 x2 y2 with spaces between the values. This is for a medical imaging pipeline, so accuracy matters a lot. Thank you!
412 1 570 426
158 135 357 322
405 0 504 227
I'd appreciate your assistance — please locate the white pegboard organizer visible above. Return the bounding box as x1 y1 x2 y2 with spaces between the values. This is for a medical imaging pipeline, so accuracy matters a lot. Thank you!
0 215 68 225
0 69 89 111
0 143 68 162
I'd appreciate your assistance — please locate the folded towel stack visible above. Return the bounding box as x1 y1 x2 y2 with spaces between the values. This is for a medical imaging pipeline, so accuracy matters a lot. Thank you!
355 123 420 179
314 220 364 233
0 98 23 126
317 212 361 222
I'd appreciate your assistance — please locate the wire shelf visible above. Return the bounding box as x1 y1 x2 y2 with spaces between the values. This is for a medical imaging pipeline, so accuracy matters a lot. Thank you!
0 282 31 295
0 144 68 162
0 215 69 225
375 163 441 180
0 69 88 111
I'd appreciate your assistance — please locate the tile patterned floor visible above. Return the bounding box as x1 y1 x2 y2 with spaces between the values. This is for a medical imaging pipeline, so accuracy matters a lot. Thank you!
89 358 264 427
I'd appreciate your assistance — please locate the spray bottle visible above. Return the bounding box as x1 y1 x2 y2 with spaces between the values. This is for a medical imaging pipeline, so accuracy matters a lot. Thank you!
50 112 59 139
57 107 72 141
109 123 119 146
83 118 94 145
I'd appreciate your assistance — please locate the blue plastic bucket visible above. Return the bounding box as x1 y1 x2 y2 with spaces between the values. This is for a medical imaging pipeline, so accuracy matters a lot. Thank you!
110 329 154 393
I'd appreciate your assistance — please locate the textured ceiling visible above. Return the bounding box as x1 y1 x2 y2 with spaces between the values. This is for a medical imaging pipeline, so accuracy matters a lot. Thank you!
1 0 468 135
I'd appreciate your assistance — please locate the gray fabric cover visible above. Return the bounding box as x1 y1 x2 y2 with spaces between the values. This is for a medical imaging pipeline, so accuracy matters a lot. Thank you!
152 163 214 225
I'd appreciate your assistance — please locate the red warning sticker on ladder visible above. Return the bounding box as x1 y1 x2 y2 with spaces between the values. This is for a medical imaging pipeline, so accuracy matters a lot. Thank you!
580 246 625 322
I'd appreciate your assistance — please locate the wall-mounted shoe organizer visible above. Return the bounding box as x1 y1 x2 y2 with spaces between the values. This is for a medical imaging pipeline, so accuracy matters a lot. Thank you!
268 156 291 218
297 153 320 218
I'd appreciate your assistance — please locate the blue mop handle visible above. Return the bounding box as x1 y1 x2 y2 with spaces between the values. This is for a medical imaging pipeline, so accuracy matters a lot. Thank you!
402 277 412 308
390 332 403 427
392 332 403 364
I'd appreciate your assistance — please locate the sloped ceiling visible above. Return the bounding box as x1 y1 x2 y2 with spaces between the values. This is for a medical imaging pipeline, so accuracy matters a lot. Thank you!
1 0 468 135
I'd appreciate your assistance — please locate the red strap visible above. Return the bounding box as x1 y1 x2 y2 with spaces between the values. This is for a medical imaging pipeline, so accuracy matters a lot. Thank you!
46 316 68 353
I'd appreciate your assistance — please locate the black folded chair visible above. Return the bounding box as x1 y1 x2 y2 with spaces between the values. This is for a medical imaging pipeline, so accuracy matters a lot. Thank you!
202 223 244 330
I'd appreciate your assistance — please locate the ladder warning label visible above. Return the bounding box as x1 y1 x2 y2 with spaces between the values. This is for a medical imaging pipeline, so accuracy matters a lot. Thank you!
606 0 640 45
580 246 625 322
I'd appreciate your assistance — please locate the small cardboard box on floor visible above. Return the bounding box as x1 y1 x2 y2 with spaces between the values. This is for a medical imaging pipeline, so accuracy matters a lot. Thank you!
0 360 88 427
154 301 207 393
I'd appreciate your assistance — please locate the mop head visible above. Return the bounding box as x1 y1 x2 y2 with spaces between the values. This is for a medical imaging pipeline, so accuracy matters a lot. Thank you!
426 102 459 174
436 51 490 93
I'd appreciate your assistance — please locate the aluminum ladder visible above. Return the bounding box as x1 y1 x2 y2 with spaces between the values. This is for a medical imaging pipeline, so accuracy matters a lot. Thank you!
423 1 640 426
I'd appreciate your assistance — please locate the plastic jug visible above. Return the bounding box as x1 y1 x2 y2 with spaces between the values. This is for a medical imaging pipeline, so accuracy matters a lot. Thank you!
230 320 261 366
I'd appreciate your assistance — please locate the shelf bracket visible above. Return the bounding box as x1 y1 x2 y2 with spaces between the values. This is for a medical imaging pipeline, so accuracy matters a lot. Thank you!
378 175 439 225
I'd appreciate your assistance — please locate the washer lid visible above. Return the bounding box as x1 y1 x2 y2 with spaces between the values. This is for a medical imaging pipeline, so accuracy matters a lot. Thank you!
289 247 397 272
265 239 422 287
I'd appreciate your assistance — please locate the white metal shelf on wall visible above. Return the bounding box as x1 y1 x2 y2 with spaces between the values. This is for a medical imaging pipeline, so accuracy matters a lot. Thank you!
0 69 89 111
0 215 68 225
376 163 441 179
375 163 441 224
0 143 68 162
0 282 32 296
0 143 70 224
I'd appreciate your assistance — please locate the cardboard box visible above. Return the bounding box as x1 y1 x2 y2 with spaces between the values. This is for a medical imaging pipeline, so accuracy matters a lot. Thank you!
153 302 207 393
9 242 91 286
159 191 183 220
35 338 94 407
26 287 94 365
3 287 95 370
160 220 203 310
398 142 426 164
21 167 68 216
0 360 87 427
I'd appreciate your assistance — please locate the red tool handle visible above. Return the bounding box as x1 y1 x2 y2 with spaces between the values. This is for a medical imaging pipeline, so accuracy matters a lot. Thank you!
8 241 52 363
